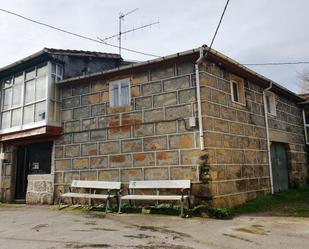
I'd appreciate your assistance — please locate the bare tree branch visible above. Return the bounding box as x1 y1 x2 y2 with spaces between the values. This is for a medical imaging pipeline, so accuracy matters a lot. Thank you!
298 69 309 94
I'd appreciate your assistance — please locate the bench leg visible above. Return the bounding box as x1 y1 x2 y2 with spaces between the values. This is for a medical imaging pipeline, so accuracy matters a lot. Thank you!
105 198 110 213
180 201 184 217
58 196 62 207
188 197 191 210
116 195 120 211
118 198 122 213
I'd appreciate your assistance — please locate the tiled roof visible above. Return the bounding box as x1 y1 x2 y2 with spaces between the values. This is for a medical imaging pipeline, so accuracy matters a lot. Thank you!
44 48 121 59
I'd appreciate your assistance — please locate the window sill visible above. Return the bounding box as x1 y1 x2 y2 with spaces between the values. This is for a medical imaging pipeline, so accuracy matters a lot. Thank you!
108 105 132 113
231 99 246 107
267 112 277 117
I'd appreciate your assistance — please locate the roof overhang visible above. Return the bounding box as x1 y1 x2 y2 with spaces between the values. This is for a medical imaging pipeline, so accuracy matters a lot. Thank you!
0 48 122 79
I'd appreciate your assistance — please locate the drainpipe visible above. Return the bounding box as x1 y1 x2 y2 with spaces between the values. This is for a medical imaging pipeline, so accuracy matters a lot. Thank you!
195 47 205 150
302 109 309 145
263 82 274 194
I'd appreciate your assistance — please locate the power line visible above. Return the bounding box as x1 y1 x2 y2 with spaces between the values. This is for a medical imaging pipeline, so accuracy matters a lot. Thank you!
243 61 309 66
207 0 230 53
0 8 160 58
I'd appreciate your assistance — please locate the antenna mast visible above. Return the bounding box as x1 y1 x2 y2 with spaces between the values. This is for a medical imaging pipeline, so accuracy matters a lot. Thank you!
98 8 160 56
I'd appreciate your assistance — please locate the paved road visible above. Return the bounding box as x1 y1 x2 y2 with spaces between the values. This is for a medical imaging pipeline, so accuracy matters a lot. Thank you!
0 205 308 249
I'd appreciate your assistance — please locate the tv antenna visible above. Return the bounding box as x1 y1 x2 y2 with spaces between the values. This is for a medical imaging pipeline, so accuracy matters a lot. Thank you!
98 8 160 56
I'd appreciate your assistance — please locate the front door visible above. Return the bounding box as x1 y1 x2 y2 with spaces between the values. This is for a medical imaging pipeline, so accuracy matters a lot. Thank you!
15 146 28 200
270 142 289 192
15 141 53 200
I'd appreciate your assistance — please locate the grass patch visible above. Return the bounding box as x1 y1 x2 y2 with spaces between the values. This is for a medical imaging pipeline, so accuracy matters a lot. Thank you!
233 186 309 217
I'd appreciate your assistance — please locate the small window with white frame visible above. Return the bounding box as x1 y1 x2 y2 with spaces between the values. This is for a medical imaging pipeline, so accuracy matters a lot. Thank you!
109 78 131 107
230 79 245 105
265 91 276 116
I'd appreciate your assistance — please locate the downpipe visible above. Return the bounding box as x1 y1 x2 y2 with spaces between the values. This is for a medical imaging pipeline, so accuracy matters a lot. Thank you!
263 82 274 194
195 47 205 150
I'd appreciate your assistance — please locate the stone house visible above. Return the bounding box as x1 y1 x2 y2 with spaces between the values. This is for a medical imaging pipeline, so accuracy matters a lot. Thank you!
0 46 308 207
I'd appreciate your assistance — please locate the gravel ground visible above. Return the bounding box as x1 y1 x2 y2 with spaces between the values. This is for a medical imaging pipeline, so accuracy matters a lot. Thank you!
0 204 309 249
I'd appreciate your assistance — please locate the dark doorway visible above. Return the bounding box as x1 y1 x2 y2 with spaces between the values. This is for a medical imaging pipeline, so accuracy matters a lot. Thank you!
270 142 289 192
15 141 53 200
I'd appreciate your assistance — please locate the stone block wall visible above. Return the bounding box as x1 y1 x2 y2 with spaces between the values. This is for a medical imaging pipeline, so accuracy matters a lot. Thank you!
0 144 15 202
199 60 307 207
54 61 205 199
268 95 307 186
26 174 54 204
53 57 308 207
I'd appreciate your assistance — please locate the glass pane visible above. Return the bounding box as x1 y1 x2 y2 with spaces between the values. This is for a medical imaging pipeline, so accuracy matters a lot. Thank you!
37 64 47 77
25 68 35 81
57 64 63 77
25 80 35 104
55 102 60 121
305 110 309 124
51 63 56 74
11 108 21 127
111 85 119 107
50 80 55 100
266 95 271 113
232 82 239 102
51 75 56 84
12 84 22 107
55 85 60 101
1 111 11 129
121 82 130 106
35 101 46 122
48 101 55 121
4 78 12 88
3 88 12 110
23 105 34 124
14 74 23 85
35 77 46 100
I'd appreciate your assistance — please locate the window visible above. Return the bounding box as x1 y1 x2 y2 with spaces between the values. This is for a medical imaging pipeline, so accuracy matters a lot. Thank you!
231 81 239 102
230 79 245 105
0 62 63 131
265 92 276 116
109 79 131 107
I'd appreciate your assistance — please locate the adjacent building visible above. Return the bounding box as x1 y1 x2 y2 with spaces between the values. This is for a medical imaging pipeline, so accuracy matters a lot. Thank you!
0 46 308 207
0 48 124 203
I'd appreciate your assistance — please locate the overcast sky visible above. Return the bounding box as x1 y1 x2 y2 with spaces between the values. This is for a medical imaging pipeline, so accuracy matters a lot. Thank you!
0 0 308 93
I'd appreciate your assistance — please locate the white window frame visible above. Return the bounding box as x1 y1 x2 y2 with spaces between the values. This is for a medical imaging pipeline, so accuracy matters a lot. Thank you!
109 78 131 107
265 91 277 116
0 61 63 134
230 80 246 106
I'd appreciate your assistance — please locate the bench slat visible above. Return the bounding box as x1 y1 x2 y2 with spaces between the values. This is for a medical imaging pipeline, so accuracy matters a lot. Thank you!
61 193 93 198
61 193 115 200
128 180 190 189
121 195 189 201
71 180 121 190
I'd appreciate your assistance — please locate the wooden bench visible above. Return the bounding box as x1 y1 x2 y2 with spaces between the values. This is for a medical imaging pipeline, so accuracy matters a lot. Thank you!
59 180 121 212
119 180 191 216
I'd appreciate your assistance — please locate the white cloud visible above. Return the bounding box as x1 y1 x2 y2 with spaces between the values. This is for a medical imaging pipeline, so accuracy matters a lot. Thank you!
0 0 308 93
